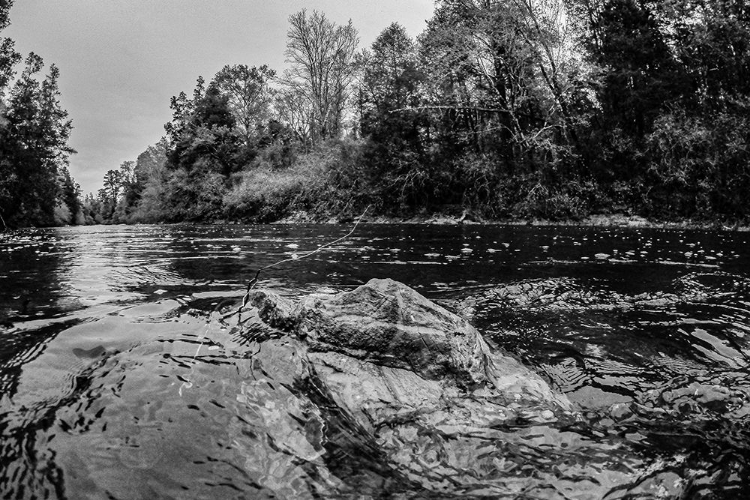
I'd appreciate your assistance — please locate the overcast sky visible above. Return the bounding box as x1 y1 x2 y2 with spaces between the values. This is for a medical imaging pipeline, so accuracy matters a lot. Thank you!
4 0 434 195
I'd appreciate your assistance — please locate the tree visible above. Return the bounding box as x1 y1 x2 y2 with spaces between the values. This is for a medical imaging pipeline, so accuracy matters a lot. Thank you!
136 137 170 176
166 79 241 177
127 138 170 222
283 9 359 143
0 0 15 90
1 54 75 226
664 0 750 108
211 64 276 150
511 0 591 154
0 35 21 96
110 160 137 221
360 23 423 127
632 0 750 218
101 169 122 210
0 1 79 227
57 165 83 224
595 0 683 138
359 23 429 208
0 0 11 30
275 84 314 146
417 0 541 164
0 3 21 226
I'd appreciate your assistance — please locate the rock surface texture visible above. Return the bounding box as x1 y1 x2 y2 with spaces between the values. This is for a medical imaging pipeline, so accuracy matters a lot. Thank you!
252 279 569 409
248 279 584 493
252 278 570 416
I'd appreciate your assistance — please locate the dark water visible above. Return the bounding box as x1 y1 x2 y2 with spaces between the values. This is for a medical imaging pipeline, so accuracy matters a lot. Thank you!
0 223 748 499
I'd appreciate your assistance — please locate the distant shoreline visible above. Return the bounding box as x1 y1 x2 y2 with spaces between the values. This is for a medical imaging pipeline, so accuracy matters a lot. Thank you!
272 211 750 231
7 212 748 232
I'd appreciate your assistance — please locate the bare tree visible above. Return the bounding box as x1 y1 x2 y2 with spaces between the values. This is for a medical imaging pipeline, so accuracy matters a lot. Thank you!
512 0 586 147
283 9 359 144
275 84 314 146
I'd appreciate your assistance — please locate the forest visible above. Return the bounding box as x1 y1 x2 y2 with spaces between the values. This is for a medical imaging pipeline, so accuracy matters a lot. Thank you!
0 0 80 228
4 1 750 227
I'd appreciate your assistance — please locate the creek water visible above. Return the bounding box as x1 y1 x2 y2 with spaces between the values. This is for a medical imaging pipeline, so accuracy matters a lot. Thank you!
0 223 748 499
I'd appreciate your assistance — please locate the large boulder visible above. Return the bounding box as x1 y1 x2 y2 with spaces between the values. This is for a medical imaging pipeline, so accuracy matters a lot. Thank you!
251 278 571 419
248 279 583 494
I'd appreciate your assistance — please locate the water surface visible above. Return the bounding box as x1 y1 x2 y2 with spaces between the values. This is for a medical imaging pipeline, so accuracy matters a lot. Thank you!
1 224 748 498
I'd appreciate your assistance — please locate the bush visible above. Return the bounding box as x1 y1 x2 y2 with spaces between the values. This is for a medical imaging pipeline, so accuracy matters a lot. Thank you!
53 201 72 225
223 138 368 221
513 181 588 220
158 168 226 221
645 102 750 219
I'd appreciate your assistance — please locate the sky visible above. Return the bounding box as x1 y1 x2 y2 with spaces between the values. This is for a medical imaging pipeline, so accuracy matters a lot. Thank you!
3 0 435 195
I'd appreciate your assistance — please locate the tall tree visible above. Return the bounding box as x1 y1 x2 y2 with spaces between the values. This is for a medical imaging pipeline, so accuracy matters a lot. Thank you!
211 64 276 149
0 26 20 95
101 169 122 210
0 0 20 226
418 0 540 164
1 55 75 226
512 0 590 153
128 137 170 221
57 165 82 224
665 0 750 108
166 79 240 177
0 0 10 30
0 1 79 227
360 23 423 126
283 10 359 143
595 0 683 138
360 23 429 208
135 137 170 183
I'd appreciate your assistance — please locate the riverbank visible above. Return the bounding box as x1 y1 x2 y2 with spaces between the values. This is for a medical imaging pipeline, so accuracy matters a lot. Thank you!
11 207 747 232
274 209 750 231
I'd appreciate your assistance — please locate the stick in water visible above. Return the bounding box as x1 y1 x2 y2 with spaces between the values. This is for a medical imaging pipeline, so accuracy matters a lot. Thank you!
239 206 370 312
182 207 370 395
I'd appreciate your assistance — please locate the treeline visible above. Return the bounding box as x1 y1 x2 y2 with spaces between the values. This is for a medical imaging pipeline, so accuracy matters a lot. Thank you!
93 0 750 224
0 1 81 228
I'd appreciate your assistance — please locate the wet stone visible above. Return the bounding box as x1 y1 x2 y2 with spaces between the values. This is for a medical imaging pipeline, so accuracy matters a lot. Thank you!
248 278 576 490
251 278 571 407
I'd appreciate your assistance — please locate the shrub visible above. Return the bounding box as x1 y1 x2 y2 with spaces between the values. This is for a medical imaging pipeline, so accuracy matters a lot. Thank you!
223 138 368 221
645 102 750 219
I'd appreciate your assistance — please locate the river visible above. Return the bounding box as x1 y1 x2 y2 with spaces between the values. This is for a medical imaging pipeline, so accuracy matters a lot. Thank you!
1 223 748 498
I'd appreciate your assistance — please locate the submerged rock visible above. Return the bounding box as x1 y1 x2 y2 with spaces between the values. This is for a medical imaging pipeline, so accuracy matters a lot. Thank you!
243 279 688 498
253 280 568 397
246 280 601 495
251 279 572 425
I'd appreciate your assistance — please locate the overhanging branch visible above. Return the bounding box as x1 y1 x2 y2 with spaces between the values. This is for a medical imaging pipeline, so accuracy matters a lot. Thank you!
388 105 548 124
389 105 511 114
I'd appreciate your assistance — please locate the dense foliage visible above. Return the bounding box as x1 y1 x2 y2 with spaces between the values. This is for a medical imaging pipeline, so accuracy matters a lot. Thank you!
0 1 80 228
94 1 750 224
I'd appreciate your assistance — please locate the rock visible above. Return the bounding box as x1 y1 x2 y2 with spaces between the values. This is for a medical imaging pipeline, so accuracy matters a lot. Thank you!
251 278 571 414
251 289 297 332
246 280 603 495
299 278 490 387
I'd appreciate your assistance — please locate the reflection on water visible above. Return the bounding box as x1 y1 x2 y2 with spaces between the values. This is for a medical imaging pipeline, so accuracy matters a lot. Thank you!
0 224 749 498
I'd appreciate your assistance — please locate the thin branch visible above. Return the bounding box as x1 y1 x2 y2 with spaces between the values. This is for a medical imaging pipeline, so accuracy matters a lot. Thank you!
389 105 511 114
239 205 370 311
389 105 546 125
188 210 370 376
